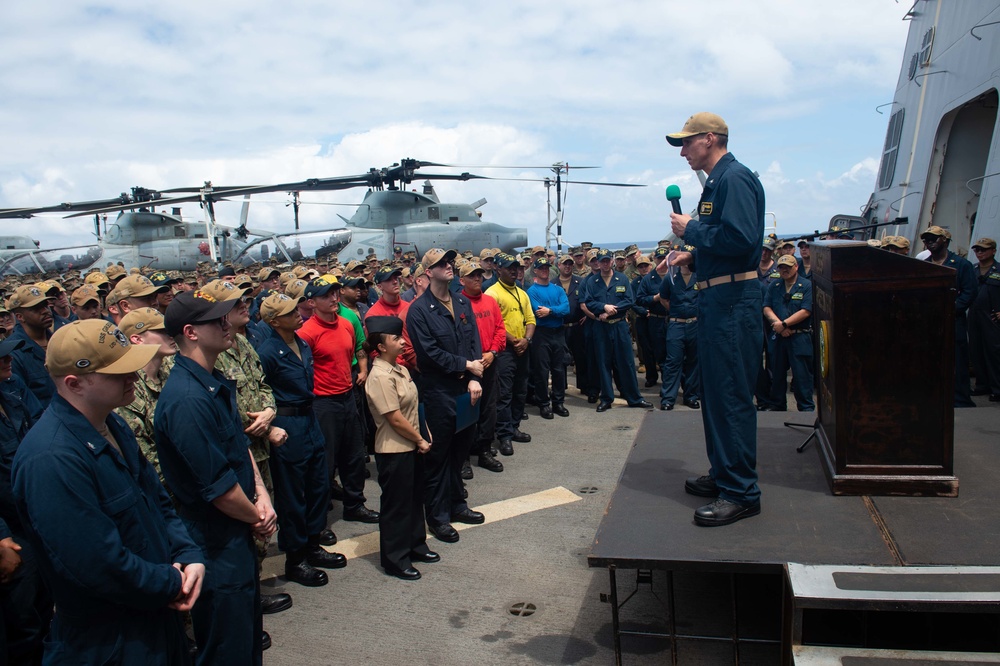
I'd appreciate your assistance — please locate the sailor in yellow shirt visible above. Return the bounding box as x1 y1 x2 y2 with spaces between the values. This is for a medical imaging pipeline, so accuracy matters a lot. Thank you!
485 253 536 455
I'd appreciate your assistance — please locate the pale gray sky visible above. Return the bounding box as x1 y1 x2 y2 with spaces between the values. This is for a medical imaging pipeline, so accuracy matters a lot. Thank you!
0 1 911 249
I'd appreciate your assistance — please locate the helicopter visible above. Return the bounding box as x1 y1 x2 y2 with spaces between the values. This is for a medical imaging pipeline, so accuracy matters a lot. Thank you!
0 158 642 275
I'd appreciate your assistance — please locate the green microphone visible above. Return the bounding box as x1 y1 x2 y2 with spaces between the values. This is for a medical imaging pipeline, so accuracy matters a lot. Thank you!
665 185 683 214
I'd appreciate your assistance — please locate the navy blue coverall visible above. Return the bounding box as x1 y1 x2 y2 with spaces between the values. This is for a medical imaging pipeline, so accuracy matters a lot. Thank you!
928 251 978 407
256 324 331 559
155 355 262 666
636 270 669 385
683 152 765 507
13 395 201 665
582 271 644 405
658 270 701 408
764 277 814 411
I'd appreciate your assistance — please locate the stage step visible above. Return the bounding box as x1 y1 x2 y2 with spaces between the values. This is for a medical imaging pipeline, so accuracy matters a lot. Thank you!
785 563 1000 656
793 645 1000 664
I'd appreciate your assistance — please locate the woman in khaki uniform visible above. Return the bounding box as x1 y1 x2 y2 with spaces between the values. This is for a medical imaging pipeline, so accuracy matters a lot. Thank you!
363 316 439 580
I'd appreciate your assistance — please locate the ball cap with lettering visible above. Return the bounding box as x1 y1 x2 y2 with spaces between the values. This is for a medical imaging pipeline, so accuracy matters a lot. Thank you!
595 248 613 261
303 275 341 299
6 284 53 310
532 257 552 271
84 272 111 289
776 255 798 268
920 225 952 240
164 290 239 337
46 319 157 376
71 284 102 308
666 112 729 147
116 274 168 299
201 279 250 302
972 238 996 251
493 252 519 269
458 261 484 278
374 265 403 284
421 248 457 269
260 293 301 322
118 307 166 339
258 267 281 283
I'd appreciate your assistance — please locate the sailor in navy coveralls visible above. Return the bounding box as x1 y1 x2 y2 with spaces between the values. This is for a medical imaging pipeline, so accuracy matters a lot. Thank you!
12 319 205 665
666 112 765 527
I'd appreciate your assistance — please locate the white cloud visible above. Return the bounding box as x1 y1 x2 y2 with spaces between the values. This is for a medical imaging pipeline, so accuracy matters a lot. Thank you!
0 0 912 251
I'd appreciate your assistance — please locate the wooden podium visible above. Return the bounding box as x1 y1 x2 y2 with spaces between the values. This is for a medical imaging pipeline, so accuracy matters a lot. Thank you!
810 241 958 497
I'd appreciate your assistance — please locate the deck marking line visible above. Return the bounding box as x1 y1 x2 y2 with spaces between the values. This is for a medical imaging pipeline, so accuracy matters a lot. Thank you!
262 485 582 580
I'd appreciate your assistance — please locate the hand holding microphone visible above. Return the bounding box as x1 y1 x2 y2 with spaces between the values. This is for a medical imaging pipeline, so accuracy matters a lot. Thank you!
666 184 691 238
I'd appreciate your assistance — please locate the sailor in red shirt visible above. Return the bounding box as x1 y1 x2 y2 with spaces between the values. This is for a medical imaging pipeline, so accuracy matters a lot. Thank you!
364 266 416 371
299 276 380 525
459 262 507 475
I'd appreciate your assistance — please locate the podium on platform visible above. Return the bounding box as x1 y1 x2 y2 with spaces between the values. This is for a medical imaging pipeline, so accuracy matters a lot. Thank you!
809 241 958 497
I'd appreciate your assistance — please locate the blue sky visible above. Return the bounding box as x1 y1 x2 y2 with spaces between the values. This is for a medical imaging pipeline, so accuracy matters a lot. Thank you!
0 1 911 251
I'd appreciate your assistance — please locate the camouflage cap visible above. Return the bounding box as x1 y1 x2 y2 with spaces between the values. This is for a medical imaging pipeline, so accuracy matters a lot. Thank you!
46 319 157 376
345 260 365 273
624 244 639 257
635 254 652 267
559 254 574 264
119 307 166 338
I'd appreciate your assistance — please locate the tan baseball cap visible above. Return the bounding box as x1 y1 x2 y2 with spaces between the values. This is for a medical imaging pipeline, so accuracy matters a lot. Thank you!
458 261 484 278
260 293 301 322
293 265 319 280
284 279 310 301
883 236 911 250
46 319 157 376
115 274 166 299
345 260 365 273
920 225 952 240
776 255 797 267
201 279 250 302
104 265 127 281
278 271 297 289
71 284 102 308
666 112 729 146
479 248 497 260
421 248 457 269
258 267 281 283
6 284 52 310
972 238 997 251
119 307 166 338
84 272 110 288
37 280 65 295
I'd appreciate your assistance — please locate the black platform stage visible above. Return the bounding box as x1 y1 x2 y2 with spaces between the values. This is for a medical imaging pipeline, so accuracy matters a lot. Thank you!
588 406 1000 663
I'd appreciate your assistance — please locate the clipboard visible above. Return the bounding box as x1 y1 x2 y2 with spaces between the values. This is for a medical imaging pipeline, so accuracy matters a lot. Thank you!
455 392 481 433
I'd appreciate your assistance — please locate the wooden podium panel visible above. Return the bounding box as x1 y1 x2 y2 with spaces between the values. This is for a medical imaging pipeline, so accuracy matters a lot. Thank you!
810 241 958 496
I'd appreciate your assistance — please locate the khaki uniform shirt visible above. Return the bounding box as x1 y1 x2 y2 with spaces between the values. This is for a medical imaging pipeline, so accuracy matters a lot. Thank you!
216 334 276 464
365 356 419 454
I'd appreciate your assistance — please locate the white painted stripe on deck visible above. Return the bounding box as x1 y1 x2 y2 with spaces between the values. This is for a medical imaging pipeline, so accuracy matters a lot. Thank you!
262 486 581 580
